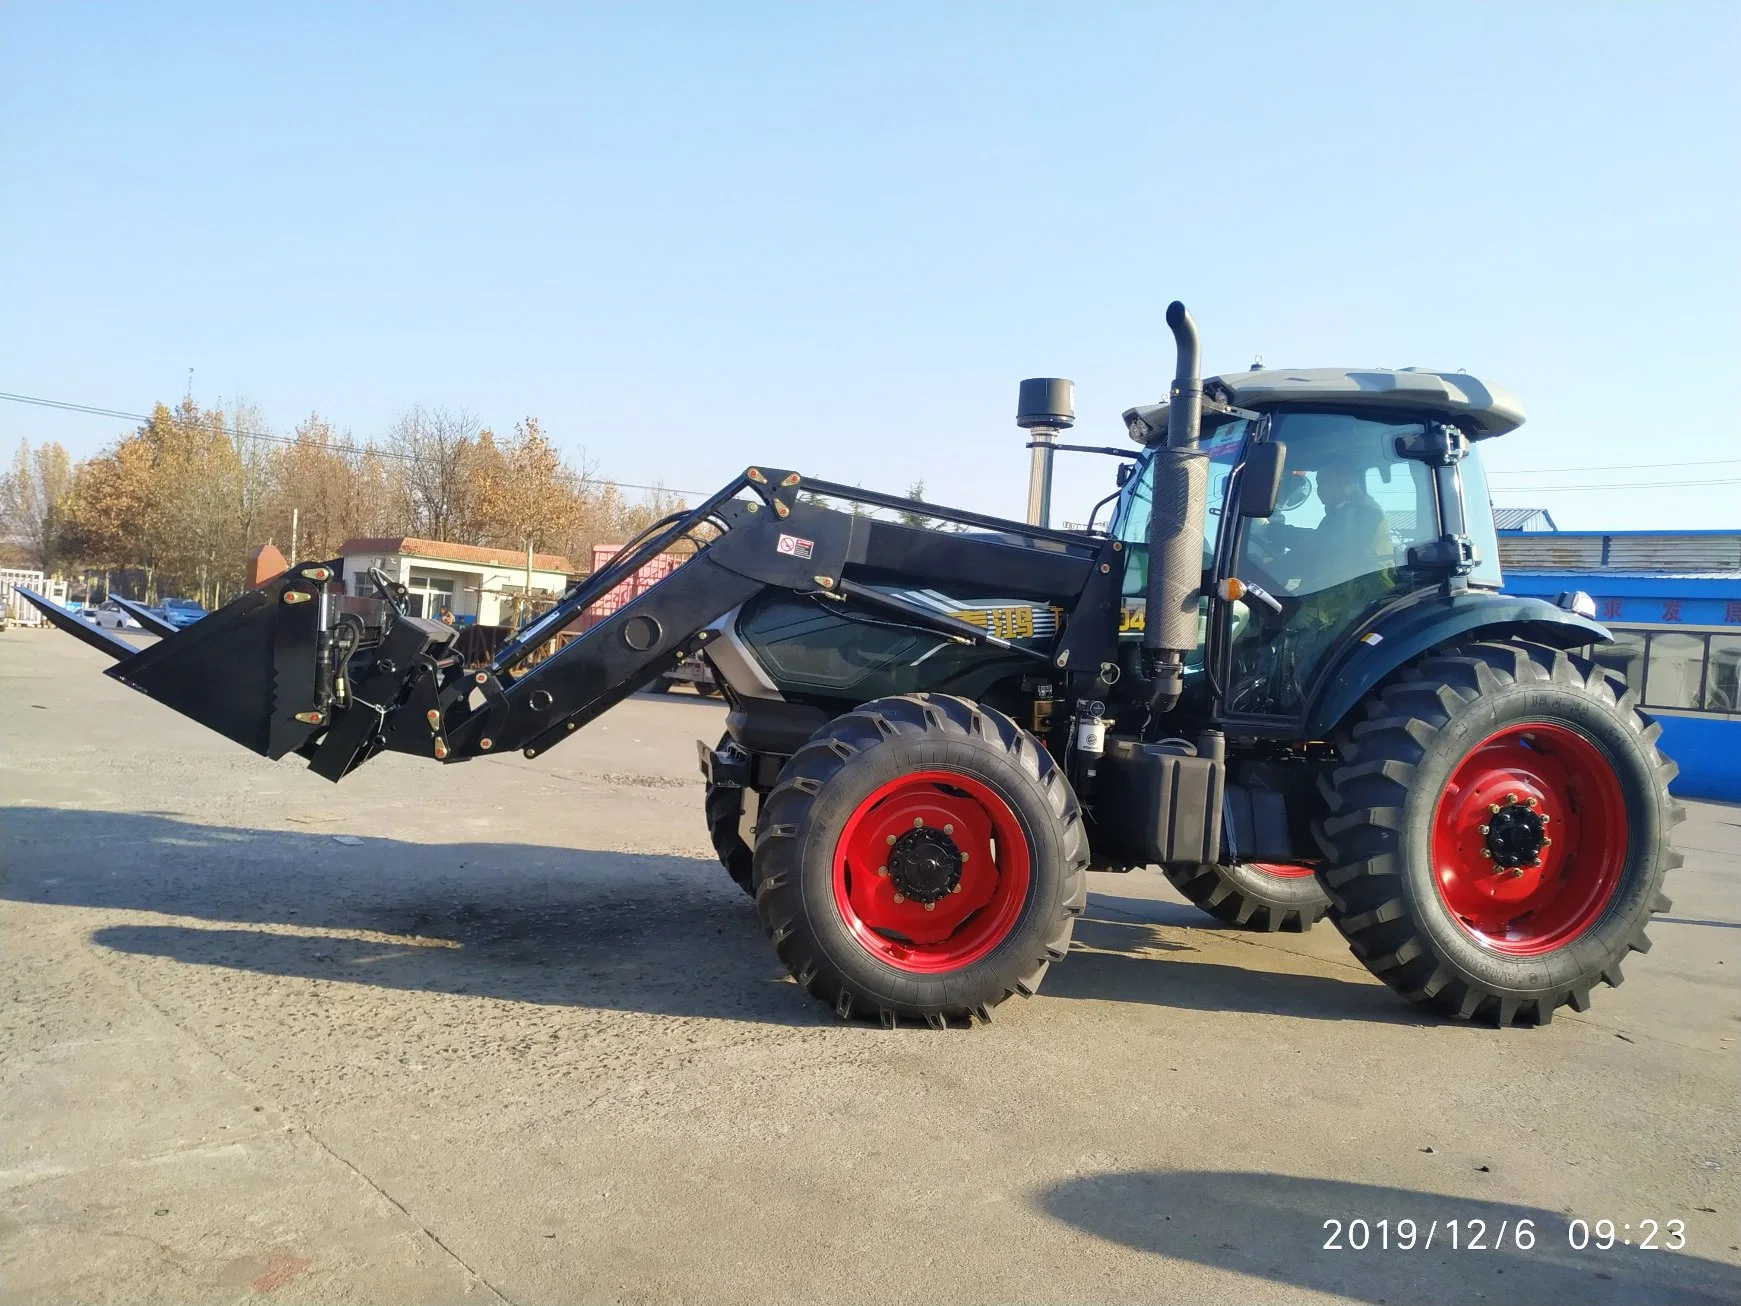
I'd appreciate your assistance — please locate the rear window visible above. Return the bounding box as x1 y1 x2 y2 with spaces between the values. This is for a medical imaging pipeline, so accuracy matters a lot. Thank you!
1462 443 1503 588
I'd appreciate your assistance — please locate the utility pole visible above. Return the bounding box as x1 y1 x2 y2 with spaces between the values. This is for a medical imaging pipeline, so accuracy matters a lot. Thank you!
290 508 299 566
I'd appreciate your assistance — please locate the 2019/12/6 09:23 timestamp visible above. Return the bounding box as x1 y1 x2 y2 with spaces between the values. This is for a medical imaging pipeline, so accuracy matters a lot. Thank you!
1321 1216 1689 1252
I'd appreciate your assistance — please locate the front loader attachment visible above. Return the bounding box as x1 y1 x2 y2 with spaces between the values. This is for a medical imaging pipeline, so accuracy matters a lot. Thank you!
24 465 1110 784
19 570 362 761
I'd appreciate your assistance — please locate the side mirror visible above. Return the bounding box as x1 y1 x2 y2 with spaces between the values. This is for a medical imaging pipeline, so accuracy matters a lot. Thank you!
1238 441 1288 518
1116 462 1135 488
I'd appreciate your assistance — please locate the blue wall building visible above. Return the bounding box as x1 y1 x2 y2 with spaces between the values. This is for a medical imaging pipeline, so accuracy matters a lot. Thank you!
1498 527 1741 803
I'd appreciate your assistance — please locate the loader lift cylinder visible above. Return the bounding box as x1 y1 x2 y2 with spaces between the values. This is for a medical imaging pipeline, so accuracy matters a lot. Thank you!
1142 300 1210 717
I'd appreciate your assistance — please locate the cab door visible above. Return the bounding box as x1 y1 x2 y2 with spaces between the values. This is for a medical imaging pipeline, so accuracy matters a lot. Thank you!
1217 409 1444 726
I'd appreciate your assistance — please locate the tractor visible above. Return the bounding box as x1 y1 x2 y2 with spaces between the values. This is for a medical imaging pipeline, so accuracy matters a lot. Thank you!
23 302 1681 1029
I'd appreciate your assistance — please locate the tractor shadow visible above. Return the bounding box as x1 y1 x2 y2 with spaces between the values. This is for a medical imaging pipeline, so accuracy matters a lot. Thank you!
1037 1169 1741 1306
1049 904 1430 1026
7 806 1416 1027
2 805 819 1028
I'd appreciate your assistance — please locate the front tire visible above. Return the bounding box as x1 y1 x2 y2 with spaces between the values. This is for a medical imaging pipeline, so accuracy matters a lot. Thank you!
704 734 756 898
754 693 1088 1025
1318 639 1682 1026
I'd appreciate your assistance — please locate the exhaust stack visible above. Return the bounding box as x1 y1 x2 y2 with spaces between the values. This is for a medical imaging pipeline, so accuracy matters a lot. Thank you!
1017 377 1074 528
1142 301 1209 716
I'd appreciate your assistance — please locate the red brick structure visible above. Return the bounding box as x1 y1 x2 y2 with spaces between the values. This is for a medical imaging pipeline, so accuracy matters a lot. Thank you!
246 543 288 589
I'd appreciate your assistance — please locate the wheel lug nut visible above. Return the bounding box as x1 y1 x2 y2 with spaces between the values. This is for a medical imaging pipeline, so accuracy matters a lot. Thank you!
1526 796 1539 808
1540 814 1551 825
923 902 936 912
1490 803 1501 813
959 851 969 862
886 835 897 846
1480 849 1493 859
877 865 889 876
943 824 953 835
914 818 924 828
1541 836 1551 847
951 884 962 893
1479 824 1490 835
1506 793 1518 804
893 893 905 904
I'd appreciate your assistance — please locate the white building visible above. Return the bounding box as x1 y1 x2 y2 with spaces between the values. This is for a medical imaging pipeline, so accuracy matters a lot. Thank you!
337 537 577 625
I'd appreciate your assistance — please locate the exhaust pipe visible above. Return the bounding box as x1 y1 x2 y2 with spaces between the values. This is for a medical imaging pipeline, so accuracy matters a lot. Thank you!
1142 301 1209 717
1017 377 1074 528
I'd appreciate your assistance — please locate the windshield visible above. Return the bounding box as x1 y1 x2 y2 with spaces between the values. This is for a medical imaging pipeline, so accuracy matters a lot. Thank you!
1111 419 1250 553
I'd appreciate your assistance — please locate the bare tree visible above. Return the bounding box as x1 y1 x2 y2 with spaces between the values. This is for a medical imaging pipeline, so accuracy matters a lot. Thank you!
385 406 484 541
0 439 75 571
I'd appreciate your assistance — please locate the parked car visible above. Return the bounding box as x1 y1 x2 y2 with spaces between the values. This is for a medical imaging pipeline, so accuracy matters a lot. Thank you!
158 597 207 629
78 601 143 631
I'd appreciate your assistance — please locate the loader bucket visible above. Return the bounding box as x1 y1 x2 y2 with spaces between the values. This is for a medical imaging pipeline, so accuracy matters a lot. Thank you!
18 568 337 762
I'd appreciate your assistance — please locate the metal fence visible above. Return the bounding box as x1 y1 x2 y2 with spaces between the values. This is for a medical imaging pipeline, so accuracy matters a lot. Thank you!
0 570 68 626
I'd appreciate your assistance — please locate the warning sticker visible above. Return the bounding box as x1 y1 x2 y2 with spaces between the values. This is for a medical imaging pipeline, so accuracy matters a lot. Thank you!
776 534 815 560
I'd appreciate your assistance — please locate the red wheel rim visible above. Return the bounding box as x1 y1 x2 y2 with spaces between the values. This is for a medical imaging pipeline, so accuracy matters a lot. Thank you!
832 770 1032 973
1252 862 1317 880
1431 722 1628 956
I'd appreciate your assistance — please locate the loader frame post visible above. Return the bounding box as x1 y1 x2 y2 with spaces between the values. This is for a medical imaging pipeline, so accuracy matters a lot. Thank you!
488 473 753 676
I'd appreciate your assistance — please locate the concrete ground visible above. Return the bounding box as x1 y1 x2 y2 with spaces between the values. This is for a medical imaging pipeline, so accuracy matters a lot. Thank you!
2 628 1737 1305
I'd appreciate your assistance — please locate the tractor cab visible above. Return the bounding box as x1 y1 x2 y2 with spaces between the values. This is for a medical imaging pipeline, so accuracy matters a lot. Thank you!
1109 368 1518 727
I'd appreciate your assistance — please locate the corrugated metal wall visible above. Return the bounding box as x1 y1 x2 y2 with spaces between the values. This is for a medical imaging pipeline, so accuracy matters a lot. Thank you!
1606 535 1741 570
1499 532 1741 573
1499 535 1604 570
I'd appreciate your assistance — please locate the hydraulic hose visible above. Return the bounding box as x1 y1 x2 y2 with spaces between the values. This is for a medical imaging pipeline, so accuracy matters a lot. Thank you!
1141 301 1210 717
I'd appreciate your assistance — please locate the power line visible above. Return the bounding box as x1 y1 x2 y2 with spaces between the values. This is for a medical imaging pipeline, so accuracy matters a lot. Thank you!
11 386 1731 499
1491 456 1741 476
1492 477 1741 493
0 390 706 498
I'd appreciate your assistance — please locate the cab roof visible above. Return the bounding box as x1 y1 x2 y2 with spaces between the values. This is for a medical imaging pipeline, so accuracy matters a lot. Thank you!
1124 367 1526 445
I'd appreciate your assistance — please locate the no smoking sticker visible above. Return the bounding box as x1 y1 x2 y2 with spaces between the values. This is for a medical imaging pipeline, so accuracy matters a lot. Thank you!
776 534 815 560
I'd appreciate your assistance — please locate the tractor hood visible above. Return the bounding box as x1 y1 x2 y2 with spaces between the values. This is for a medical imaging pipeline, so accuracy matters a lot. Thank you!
1124 367 1525 444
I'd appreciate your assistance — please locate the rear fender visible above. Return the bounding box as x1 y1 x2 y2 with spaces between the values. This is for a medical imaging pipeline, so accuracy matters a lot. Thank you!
1303 591 1608 740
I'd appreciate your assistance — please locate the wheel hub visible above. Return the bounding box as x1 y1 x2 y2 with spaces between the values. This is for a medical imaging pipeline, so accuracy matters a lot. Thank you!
833 769 1030 972
887 826 963 904
1484 800 1548 869
1431 723 1628 956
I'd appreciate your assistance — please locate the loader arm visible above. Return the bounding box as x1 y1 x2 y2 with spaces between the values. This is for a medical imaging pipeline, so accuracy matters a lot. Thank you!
23 468 1114 783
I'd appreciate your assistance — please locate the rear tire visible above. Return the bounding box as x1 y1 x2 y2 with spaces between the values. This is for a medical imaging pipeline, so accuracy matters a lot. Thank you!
641 675 672 695
1163 860 1329 931
754 693 1088 1025
1317 639 1682 1027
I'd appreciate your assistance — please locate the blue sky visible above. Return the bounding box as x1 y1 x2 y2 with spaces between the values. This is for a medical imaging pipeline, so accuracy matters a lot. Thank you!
3 2 1737 530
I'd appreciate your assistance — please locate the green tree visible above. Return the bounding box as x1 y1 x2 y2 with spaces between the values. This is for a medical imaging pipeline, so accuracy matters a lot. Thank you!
897 479 935 529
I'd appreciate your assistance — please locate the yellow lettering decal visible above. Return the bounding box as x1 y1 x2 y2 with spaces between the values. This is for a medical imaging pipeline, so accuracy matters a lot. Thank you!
950 606 1038 640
